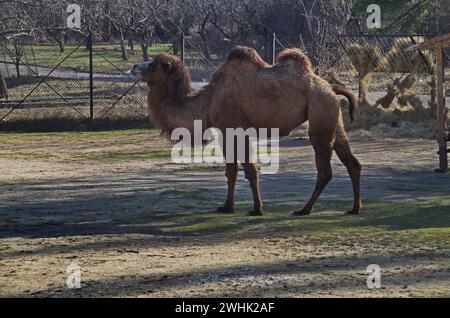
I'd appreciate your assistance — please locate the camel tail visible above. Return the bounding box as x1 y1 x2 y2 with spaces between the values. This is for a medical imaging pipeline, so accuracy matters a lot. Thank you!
332 85 357 123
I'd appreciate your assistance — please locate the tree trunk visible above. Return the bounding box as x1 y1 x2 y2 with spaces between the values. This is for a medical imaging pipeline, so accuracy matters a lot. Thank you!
141 43 149 61
128 38 135 55
119 29 127 61
172 40 179 55
428 3 438 34
15 61 20 78
56 39 65 53
263 32 270 62
199 32 211 60
13 44 21 78
0 71 8 100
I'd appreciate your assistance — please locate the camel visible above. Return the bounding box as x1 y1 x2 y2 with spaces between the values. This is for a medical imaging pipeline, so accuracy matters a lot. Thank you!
130 46 362 216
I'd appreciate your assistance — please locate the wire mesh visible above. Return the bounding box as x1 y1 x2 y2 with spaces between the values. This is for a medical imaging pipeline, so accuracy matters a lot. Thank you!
1 30 448 128
336 34 444 109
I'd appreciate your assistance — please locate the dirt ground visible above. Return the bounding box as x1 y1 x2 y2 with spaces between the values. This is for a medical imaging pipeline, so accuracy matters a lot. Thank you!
0 129 450 298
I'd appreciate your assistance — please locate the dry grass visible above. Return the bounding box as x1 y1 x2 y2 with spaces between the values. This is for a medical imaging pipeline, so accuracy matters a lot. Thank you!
350 105 440 140
291 101 446 141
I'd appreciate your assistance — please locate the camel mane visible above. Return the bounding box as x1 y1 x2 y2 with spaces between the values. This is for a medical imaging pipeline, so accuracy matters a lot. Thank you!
276 48 313 72
153 53 192 107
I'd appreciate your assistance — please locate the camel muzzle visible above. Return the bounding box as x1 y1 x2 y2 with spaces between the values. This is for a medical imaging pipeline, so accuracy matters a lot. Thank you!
129 60 153 75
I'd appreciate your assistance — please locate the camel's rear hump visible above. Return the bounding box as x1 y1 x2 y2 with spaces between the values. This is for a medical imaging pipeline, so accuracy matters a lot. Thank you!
276 48 313 73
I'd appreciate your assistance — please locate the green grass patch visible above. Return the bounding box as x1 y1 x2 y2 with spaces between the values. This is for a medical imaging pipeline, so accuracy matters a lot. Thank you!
16 43 171 74
154 198 450 248
0 129 158 144
0 129 163 160
0 150 58 159
73 150 172 162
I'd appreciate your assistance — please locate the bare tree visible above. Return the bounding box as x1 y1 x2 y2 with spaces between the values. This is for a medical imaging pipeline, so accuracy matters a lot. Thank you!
103 0 130 60
105 0 163 61
294 0 355 69
185 0 214 59
0 0 35 77
29 0 69 52
159 0 193 55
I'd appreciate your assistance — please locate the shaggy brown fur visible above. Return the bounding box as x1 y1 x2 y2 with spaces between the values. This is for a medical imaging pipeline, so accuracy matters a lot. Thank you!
211 46 270 84
225 46 270 69
276 48 313 73
132 46 362 216
276 48 357 123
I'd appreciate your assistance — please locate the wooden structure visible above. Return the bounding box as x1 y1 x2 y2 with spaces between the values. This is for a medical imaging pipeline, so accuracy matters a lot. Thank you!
408 33 450 172
338 34 435 109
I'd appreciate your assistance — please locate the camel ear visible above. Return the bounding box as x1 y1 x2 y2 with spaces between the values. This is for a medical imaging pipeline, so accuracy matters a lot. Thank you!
161 61 172 73
167 63 191 107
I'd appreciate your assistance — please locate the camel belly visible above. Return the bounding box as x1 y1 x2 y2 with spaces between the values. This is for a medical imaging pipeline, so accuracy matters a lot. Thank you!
242 83 308 136
241 101 306 135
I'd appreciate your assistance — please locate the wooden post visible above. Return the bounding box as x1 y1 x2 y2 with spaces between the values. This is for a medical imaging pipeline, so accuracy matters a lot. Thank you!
409 33 450 172
436 43 448 172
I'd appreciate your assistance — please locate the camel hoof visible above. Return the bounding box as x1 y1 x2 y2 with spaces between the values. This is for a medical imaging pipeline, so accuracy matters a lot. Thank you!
346 210 362 216
293 210 311 217
248 210 264 216
217 206 234 214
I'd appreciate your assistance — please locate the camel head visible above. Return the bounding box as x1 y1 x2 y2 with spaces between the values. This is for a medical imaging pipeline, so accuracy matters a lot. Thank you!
130 54 192 107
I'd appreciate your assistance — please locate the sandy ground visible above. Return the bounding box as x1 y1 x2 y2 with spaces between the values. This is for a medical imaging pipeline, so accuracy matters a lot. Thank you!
0 130 450 298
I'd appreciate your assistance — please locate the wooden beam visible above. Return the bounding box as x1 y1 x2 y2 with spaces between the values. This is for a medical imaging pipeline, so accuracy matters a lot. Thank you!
436 42 449 172
404 34 450 52
442 39 450 48
417 33 450 50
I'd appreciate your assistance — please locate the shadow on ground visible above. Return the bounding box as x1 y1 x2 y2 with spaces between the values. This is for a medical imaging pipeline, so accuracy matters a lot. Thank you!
1 166 449 241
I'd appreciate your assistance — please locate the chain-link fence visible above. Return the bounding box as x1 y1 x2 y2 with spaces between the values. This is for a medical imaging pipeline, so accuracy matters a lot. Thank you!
181 32 286 82
336 34 440 110
0 30 154 129
0 30 292 129
1 28 447 130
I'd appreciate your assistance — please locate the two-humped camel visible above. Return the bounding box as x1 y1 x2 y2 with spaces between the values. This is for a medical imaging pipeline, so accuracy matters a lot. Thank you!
131 46 362 216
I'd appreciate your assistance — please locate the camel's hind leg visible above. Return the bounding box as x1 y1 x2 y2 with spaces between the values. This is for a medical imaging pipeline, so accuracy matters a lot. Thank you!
218 134 238 213
334 124 362 215
217 163 238 213
217 136 263 216
294 135 334 216
242 163 263 216
241 137 263 216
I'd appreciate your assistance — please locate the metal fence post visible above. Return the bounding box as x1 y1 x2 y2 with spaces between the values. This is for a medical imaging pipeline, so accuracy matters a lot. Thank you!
272 33 276 65
180 33 185 64
88 32 94 121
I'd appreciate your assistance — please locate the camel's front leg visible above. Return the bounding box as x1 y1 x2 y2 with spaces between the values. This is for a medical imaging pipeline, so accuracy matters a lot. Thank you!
217 163 238 213
242 163 263 216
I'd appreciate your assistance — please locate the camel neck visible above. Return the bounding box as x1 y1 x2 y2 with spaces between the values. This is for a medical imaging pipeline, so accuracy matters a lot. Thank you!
147 84 212 136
